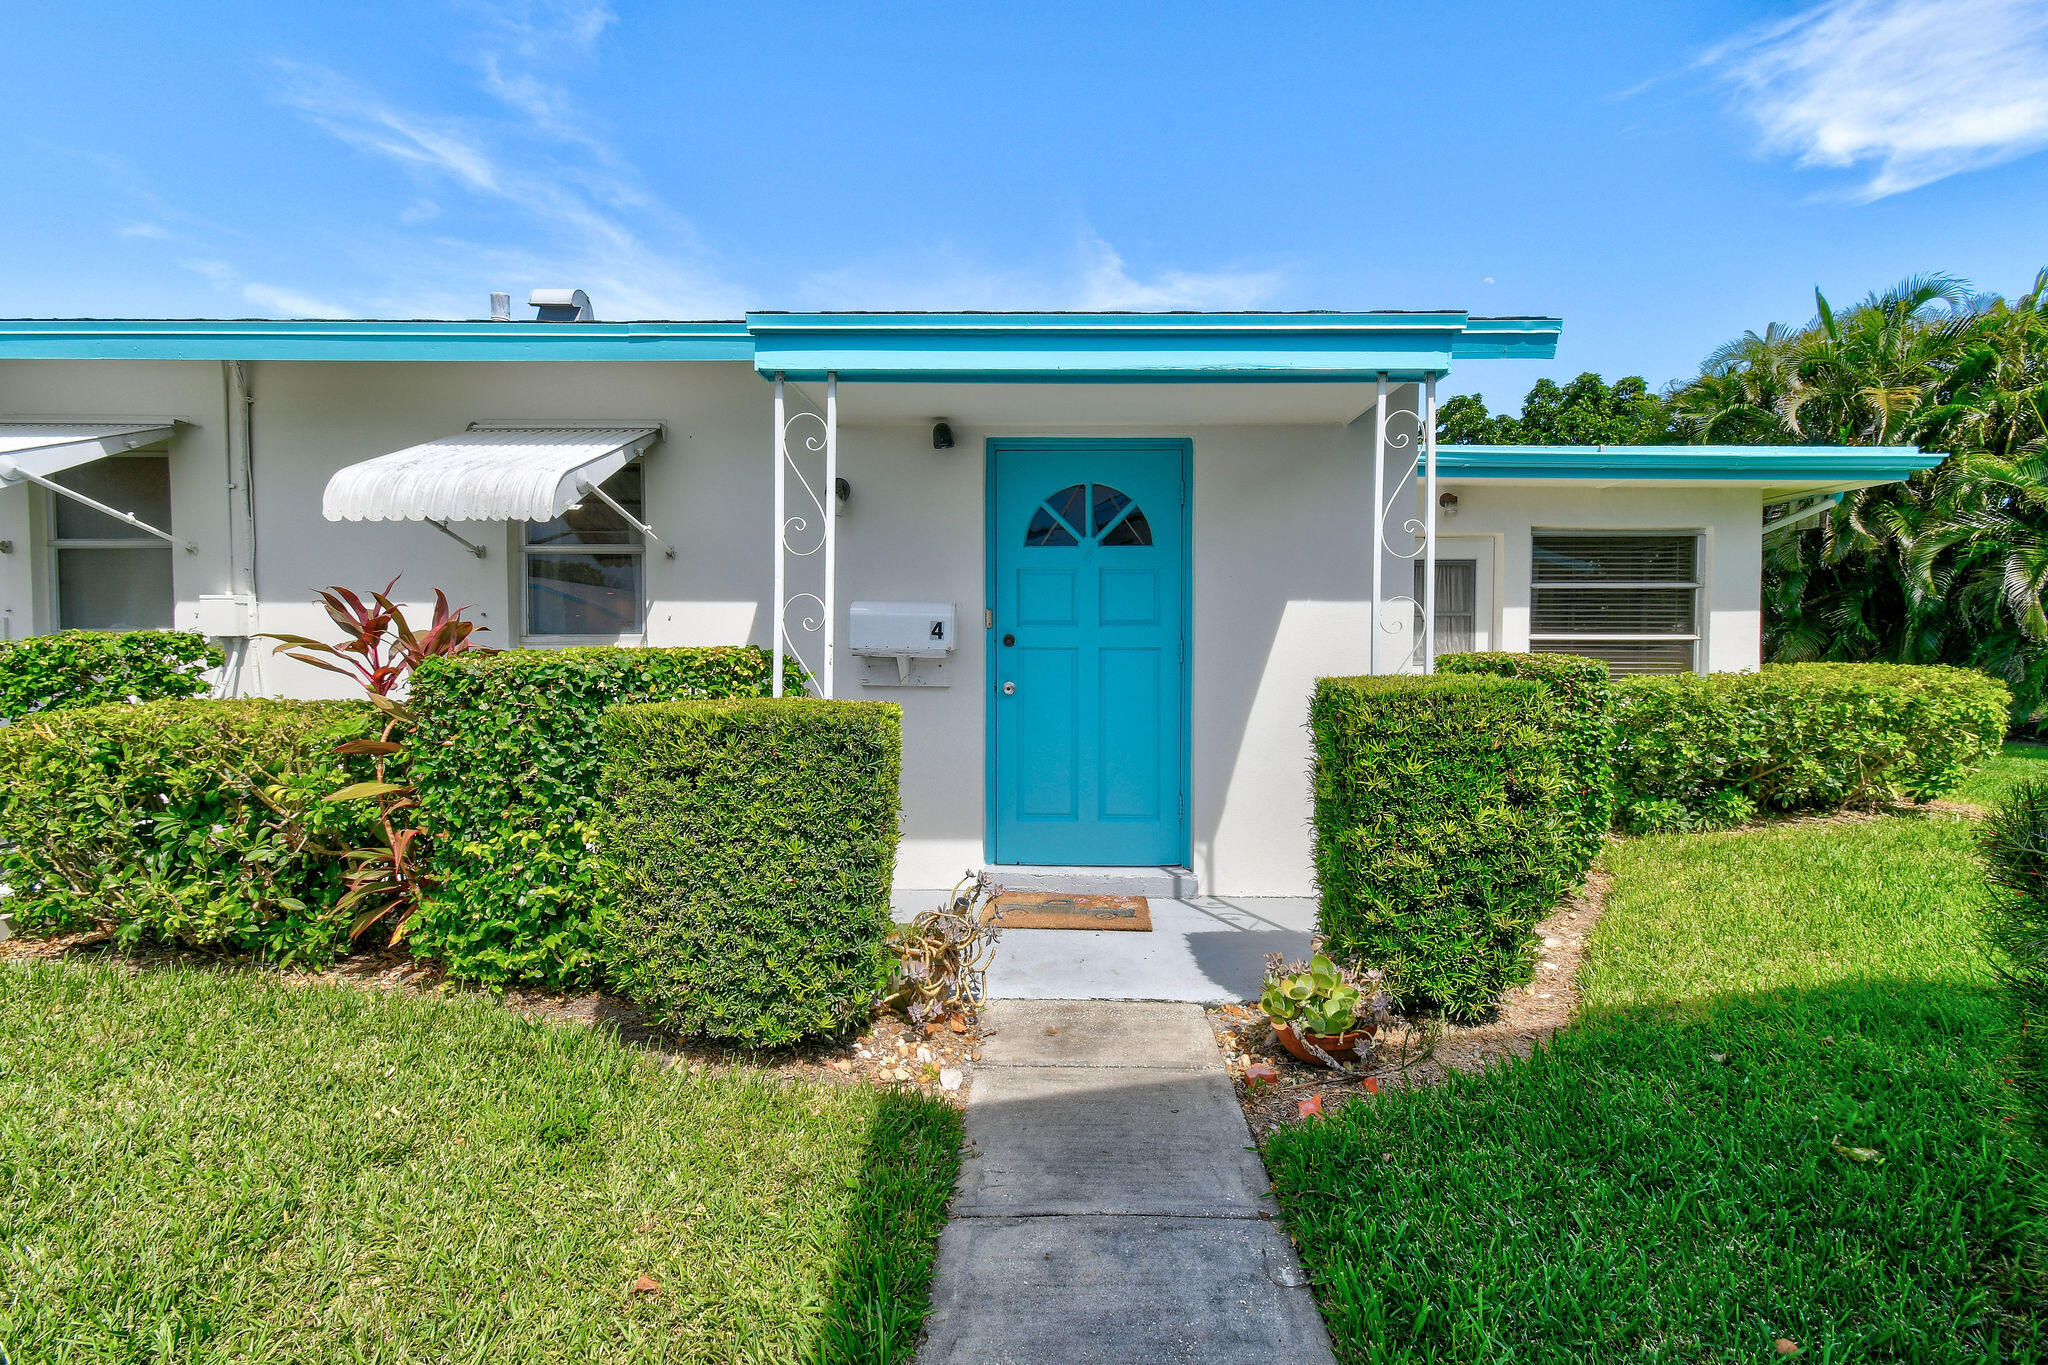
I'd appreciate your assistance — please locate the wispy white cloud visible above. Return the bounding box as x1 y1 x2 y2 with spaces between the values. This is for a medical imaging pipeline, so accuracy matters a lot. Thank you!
180 257 353 318
800 230 1284 312
239 282 355 319
1075 233 1280 310
116 221 168 239
265 11 740 319
1704 0 2048 199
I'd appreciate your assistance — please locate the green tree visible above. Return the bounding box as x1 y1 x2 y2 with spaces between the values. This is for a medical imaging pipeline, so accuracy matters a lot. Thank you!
1436 372 1672 445
1670 271 2048 724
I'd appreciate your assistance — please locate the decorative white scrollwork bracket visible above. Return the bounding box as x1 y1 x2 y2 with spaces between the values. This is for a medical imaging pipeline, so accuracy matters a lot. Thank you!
772 374 837 697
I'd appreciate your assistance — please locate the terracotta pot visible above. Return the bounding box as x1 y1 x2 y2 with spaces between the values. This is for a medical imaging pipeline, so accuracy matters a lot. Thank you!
1272 1020 1371 1067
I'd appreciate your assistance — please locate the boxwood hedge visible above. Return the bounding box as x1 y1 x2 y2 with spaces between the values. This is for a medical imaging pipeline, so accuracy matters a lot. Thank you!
405 646 803 988
1610 663 2010 832
1311 673 1575 1020
0 629 221 719
596 697 902 1046
1438 651 1613 876
0 698 377 963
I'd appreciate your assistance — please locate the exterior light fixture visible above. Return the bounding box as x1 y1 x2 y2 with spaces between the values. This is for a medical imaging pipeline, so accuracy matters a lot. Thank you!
931 422 955 450
1438 491 1459 518
835 477 852 505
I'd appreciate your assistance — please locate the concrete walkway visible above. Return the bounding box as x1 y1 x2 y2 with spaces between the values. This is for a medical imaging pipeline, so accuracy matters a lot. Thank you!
917 1000 1335 1364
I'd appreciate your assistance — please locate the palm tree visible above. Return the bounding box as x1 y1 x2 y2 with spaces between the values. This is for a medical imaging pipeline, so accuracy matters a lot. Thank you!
1670 269 2048 724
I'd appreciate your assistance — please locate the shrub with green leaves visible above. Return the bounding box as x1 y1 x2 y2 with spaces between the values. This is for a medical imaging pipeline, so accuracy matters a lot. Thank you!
1979 780 2048 1137
405 646 800 988
596 698 902 1046
0 629 221 719
0 699 377 963
1311 673 1574 1020
1611 663 2009 833
1439 651 1613 874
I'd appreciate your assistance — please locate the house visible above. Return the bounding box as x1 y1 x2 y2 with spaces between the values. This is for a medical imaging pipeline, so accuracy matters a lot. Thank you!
0 300 1937 898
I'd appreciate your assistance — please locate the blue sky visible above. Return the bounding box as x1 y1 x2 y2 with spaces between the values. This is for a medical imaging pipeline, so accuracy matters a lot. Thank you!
6 0 2047 400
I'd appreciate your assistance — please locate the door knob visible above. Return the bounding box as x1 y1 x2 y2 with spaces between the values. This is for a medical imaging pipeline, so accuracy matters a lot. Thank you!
1001 681 1016 696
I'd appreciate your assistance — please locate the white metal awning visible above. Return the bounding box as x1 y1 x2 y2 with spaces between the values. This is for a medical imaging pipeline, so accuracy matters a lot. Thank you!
0 419 190 550
323 422 661 523
0 419 177 481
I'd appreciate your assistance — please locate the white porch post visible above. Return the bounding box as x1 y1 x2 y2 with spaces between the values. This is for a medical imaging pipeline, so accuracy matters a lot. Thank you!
823 372 837 698
772 371 786 697
1422 372 1439 674
1371 372 1387 675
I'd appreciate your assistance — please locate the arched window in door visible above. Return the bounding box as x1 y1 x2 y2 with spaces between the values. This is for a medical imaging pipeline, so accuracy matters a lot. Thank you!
1023 482 1153 547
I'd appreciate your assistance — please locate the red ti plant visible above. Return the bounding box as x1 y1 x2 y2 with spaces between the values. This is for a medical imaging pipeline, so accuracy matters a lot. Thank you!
266 579 489 947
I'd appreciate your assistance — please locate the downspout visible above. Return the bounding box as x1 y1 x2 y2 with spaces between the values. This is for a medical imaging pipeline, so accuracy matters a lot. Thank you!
220 360 260 696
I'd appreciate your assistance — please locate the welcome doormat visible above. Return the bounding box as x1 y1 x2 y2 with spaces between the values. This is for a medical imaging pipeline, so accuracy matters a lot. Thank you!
990 893 1152 932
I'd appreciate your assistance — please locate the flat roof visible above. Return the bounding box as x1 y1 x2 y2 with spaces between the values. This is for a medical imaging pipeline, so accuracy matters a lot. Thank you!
0 310 1562 376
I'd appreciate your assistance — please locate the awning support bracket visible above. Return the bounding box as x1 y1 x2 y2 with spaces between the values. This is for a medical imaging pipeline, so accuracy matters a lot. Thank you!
0 456 196 552
576 476 676 558
425 518 488 558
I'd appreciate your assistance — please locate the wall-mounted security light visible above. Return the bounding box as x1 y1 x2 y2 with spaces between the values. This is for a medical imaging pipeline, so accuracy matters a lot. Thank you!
931 421 955 450
835 477 852 505
1438 491 1459 518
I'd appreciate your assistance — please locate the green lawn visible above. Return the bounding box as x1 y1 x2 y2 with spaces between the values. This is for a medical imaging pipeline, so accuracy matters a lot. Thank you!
1949 741 2048 811
1264 813 2045 1363
0 962 961 1364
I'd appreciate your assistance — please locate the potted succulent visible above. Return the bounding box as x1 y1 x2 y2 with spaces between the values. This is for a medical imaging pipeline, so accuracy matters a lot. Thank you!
1260 951 1393 1067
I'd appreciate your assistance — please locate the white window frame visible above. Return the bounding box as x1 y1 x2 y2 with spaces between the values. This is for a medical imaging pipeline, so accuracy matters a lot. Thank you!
45 451 176 632
1528 529 1701 674
517 464 648 647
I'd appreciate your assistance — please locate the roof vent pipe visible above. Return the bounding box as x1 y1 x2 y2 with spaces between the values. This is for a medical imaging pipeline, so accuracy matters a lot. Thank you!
529 288 594 322
489 291 511 322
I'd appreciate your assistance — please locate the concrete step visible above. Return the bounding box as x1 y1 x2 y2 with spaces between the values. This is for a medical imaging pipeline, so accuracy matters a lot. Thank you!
985 865 1200 898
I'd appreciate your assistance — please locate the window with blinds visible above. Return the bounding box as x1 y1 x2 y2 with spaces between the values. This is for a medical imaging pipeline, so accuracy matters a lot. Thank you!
1529 532 1698 675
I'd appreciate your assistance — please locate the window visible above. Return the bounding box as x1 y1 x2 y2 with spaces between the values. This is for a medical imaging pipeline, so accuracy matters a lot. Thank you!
1529 532 1698 675
522 464 645 640
1024 482 1152 547
1412 558 1477 660
50 454 174 630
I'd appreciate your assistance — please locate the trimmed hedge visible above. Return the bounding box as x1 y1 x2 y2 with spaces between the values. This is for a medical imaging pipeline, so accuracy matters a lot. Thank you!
595 698 902 1045
1610 663 2010 832
0 630 221 719
0 699 376 963
405 646 802 988
1438 652 1613 876
1312 673 1574 1021
1980 781 2048 1137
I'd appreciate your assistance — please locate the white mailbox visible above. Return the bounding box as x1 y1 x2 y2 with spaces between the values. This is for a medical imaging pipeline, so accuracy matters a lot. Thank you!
848 601 955 687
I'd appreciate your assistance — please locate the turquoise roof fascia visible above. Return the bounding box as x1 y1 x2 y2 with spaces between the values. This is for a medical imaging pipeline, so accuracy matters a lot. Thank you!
746 311 1561 382
0 310 1567 377
1434 444 1943 487
0 318 754 362
1450 317 1569 361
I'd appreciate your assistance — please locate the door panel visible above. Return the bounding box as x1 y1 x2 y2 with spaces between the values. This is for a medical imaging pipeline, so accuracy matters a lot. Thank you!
992 442 1186 865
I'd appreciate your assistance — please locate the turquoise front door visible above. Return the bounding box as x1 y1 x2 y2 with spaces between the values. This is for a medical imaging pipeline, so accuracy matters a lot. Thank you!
990 439 1189 866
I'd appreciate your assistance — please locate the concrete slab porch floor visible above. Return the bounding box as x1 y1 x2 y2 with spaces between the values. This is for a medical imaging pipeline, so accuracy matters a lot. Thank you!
890 893 1317 1003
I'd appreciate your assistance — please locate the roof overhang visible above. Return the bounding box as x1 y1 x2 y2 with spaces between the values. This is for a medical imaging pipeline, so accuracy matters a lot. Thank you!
1433 444 1944 500
747 312 1562 383
322 423 662 523
0 320 752 362
0 419 178 481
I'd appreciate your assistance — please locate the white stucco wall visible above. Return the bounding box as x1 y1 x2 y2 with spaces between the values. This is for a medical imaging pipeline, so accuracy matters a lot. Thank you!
2 359 1766 897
